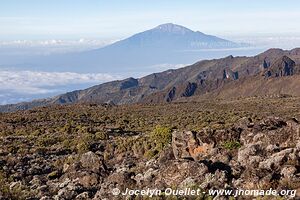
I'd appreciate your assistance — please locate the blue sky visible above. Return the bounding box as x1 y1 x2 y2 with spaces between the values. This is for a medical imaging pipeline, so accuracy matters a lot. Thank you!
1 0 300 40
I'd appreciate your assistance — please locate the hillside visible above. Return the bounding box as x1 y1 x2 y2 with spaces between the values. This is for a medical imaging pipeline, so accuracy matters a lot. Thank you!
1 48 300 112
0 98 300 199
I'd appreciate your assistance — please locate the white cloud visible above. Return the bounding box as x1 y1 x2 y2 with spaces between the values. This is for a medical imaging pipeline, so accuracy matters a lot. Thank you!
0 39 118 55
0 70 121 95
0 39 116 47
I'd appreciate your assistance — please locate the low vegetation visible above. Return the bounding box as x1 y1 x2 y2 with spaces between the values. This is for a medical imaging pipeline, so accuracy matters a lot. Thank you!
0 97 299 199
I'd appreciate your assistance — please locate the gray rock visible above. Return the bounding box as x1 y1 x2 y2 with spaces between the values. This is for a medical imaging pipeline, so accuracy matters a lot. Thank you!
9 181 21 190
237 142 263 167
54 188 76 200
172 130 215 161
201 170 227 189
80 151 102 173
281 166 297 178
259 148 294 170
40 196 52 200
75 192 90 200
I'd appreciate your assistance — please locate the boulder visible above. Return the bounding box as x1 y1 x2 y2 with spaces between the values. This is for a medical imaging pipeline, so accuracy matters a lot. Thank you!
172 130 215 161
237 142 263 167
258 148 293 170
281 166 297 178
80 151 104 173
75 192 89 200
158 160 208 186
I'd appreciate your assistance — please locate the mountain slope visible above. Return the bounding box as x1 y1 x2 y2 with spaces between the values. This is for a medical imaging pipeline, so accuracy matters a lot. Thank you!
1 48 300 112
100 23 241 51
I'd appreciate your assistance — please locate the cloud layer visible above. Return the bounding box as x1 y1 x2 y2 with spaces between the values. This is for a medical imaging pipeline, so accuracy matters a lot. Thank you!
0 70 121 95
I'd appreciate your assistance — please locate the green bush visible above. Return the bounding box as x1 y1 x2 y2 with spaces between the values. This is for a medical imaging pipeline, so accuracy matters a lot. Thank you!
0 171 10 197
222 141 241 150
76 140 90 153
150 125 172 151
95 131 108 140
144 149 159 159
37 136 58 147
47 170 60 180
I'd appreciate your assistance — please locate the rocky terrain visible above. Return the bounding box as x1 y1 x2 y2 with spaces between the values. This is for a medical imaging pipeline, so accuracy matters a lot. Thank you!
1 48 300 113
1 47 300 200
0 97 300 199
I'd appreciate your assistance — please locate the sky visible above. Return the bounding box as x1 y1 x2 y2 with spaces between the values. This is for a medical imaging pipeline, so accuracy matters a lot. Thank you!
1 0 300 41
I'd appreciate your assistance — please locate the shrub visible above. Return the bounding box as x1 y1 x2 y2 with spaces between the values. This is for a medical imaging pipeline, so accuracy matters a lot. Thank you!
222 141 241 150
95 131 108 140
37 136 58 147
76 140 90 154
0 171 10 197
144 149 159 159
150 125 172 151
47 170 60 180
75 133 95 153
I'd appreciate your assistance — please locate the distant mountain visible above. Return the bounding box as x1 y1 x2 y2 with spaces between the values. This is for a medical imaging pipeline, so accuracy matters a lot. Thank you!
100 23 242 50
2 23 248 73
1 48 300 112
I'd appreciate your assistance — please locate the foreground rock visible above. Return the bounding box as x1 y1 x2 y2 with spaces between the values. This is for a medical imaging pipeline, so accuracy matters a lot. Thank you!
0 116 300 199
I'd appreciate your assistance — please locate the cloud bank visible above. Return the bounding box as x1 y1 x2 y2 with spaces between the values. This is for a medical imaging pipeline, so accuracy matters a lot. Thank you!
0 70 121 95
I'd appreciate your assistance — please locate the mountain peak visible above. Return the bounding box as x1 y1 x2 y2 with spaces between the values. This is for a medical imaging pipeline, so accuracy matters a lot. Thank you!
153 23 193 34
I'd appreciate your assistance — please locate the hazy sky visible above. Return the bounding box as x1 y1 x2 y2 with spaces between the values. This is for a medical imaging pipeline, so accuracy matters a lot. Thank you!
1 0 300 40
